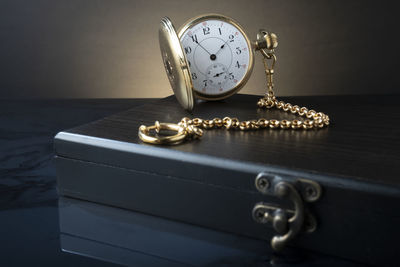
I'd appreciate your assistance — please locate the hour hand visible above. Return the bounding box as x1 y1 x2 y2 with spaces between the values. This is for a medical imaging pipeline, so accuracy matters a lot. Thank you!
214 38 230 55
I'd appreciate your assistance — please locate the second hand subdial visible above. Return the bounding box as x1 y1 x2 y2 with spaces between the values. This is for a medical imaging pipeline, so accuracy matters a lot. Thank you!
206 63 229 89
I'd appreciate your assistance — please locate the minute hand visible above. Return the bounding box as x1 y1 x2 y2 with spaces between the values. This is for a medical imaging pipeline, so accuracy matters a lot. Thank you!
195 40 212 56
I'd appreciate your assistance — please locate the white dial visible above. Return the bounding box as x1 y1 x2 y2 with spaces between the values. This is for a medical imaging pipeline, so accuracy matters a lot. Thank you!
179 16 252 99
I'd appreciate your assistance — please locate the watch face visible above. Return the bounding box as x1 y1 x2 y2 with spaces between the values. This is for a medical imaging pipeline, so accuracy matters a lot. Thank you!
179 14 254 100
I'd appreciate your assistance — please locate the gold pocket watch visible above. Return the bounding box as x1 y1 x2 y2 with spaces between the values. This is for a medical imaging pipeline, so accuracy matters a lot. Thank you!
139 14 330 145
159 14 265 111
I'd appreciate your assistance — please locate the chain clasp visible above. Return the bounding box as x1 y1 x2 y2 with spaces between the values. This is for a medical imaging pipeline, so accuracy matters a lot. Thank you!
138 120 203 145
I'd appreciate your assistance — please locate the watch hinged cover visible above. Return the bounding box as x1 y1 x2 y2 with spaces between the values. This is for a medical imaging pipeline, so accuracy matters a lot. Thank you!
159 17 194 111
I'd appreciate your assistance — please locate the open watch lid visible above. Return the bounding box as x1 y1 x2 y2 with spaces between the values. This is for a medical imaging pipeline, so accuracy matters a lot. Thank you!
159 17 194 111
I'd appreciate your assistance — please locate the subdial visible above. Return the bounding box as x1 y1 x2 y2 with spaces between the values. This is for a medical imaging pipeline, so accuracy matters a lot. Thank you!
206 63 229 88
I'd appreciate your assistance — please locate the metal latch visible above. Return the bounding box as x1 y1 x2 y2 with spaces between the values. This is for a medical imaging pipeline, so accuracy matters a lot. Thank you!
252 172 322 251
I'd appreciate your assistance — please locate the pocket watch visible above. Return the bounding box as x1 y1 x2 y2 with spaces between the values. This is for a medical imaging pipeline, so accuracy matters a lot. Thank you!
139 14 330 145
159 14 259 111
179 14 254 103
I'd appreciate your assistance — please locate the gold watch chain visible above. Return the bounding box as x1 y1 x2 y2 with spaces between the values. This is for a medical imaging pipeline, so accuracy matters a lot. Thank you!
175 50 330 141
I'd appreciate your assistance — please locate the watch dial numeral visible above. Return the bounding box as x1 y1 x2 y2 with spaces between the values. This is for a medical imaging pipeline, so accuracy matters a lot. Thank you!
229 73 234 80
218 28 222 35
236 47 241 54
229 34 234 42
184 47 192 54
203 27 210 35
187 60 191 67
235 61 240 68
203 79 208 86
191 72 197 80
191 34 198 43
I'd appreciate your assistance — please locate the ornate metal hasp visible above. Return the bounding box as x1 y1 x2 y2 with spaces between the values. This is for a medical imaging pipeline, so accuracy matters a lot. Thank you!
252 172 322 251
139 27 330 145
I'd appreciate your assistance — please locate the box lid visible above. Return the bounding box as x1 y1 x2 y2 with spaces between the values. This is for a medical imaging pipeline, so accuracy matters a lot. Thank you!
55 94 400 191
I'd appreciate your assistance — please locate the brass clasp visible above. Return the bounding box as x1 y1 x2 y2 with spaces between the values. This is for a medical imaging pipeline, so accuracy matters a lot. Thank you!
252 173 322 251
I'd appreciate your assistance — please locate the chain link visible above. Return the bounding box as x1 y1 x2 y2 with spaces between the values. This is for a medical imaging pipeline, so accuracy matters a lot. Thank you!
177 51 330 137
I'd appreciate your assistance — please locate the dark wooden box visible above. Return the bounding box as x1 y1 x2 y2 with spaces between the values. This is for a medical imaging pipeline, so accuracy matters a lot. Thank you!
59 196 366 266
55 94 400 266
58 196 268 266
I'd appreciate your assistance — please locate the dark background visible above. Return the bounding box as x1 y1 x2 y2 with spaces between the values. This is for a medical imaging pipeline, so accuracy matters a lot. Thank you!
0 0 398 98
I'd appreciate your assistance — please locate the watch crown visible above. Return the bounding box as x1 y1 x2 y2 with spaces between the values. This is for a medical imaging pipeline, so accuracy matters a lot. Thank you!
255 30 278 51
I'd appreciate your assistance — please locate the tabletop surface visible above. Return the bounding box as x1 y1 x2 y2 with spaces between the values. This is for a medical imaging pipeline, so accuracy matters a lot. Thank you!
0 97 384 266
66 94 400 188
